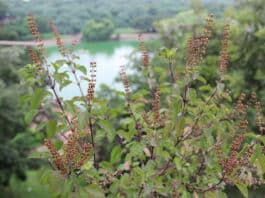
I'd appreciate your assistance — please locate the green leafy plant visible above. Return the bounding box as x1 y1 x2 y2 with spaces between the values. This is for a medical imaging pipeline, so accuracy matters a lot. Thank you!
82 18 115 41
20 14 265 198
0 46 44 189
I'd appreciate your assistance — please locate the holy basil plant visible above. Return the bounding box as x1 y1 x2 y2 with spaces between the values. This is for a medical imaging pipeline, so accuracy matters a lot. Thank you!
19 14 265 198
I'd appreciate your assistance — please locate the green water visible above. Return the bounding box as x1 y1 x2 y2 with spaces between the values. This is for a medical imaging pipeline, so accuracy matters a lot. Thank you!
47 40 138 99
46 40 138 56
78 40 138 54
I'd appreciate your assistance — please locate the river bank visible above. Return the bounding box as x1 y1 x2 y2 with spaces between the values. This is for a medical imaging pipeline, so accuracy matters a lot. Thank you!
0 32 159 47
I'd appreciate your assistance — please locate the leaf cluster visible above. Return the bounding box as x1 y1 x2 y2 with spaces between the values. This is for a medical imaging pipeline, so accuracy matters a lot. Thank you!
20 15 265 198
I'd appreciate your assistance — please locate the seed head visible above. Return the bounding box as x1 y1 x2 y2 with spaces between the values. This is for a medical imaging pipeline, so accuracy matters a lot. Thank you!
219 24 230 74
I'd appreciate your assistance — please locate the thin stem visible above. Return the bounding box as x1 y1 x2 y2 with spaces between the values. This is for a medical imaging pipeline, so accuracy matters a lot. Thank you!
180 83 190 115
88 103 97 167
138 184 144 197
44 64 71 139
193 177 224 193
66 59 97 167
146 66 154 90
151 160 174 177
168 57 175 84
127 103 142 141
51 87 71 125
176 84 219 146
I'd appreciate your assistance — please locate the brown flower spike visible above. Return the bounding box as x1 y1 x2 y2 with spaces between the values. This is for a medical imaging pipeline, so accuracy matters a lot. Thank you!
87 62 97 104
152 87 163 127
138 34 149 67
49 20 66 57
219 24 230 74
44 138 68 175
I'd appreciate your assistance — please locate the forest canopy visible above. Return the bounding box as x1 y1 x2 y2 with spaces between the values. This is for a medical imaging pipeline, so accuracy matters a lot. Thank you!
5 0 233 34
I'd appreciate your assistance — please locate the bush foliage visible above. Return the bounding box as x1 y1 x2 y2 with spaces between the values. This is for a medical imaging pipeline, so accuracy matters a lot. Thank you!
19 14 265 198
82 18 115 41
0 46 43 188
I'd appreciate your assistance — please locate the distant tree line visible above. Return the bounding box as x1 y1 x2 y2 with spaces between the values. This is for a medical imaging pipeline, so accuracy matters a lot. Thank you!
4 0 233 35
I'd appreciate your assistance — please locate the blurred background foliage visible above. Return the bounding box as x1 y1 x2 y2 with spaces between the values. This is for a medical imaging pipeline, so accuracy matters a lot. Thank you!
3 0 232 35
82 18 115 41
0 46 44 195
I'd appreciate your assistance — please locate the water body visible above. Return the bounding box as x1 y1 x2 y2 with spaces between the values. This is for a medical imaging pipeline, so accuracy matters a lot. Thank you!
47 41 137 99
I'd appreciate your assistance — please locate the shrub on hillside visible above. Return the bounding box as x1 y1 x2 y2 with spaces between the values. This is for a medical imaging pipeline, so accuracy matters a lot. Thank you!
82 18 115 41
19 14 265 197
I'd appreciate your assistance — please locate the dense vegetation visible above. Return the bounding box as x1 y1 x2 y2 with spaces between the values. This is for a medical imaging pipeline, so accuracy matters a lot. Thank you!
1 0 265 197
146 0 265 103
0 0 7 16
0 16 50 40
16 10 265 197
4 0 233 35
0 46 44 192
82 18 115 41
0 2 45 194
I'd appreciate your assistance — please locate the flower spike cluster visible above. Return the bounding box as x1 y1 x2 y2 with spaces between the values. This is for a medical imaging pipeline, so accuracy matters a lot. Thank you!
152 87 163 127
87 62 97 104
49 20 66 57
27 47 43 72
27 14 42 45
219 24 230 74
185 14 214 69
44 133 92 176
44 138 68 175
138 34 149 67
216 93 258 180
27 14 46 64
120 65 131 100
201 13 214 57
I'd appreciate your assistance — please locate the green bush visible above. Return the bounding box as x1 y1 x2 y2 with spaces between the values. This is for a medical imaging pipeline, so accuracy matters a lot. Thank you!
82 18 115 41
0 46 44 190
1 16 50 41
154 0 265 103
19 15 265 198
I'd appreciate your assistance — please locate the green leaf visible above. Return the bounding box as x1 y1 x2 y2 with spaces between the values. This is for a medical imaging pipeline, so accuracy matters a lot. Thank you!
47 119 57 138
55 59 67 67
100 161 113 170
98 120 116 141
205 191 227 198
25 109 38 123
59 79 72 91
28 151 49 159
81 160 93 170
62 179 73 198
189 88 197 105
40 168 53 185
176 117 185 136
253 146 265 172
98 120 115 133
197 76 207 84
199 85 212 92
235 183 248 198
173 157 181 169
77 65 87 75
54 140 63 150
31 88 46 108
19 94 31 105
110 146 122 164
65 100 77 114
158 150 170 161
82 184 104 198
